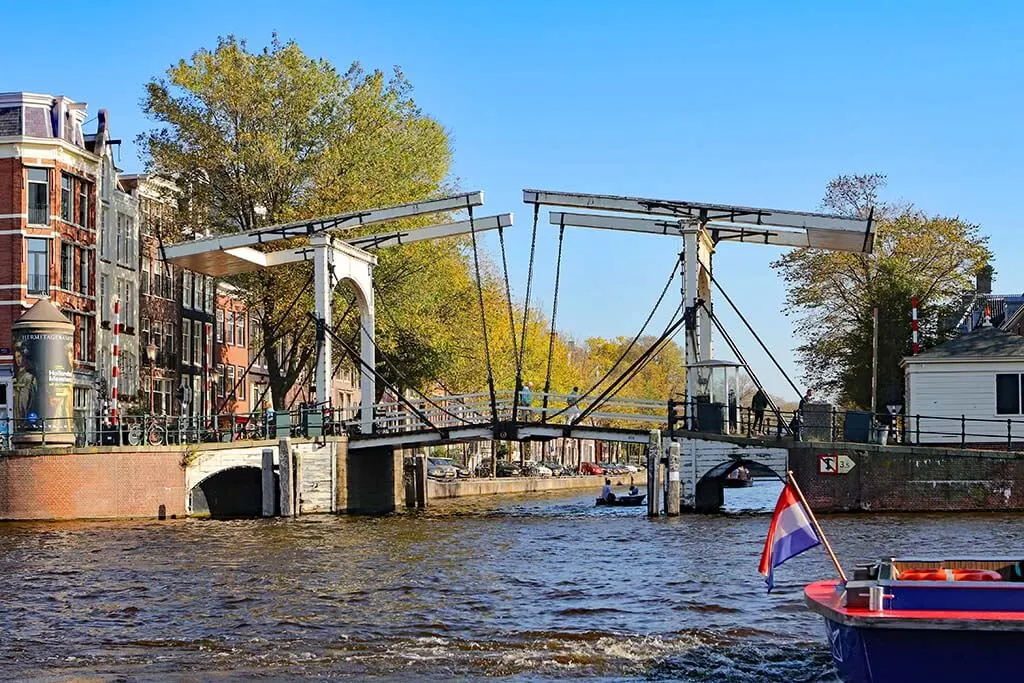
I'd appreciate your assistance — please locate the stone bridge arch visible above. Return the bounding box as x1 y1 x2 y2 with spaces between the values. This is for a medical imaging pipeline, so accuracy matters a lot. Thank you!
185 445 277 517
676 438 788 512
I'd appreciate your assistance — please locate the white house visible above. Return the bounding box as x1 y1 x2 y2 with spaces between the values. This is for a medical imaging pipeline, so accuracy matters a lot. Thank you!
903 322 1024 445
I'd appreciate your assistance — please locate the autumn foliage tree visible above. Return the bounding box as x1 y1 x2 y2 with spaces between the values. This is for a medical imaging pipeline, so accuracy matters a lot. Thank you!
773 174 991 409
139 35 483 407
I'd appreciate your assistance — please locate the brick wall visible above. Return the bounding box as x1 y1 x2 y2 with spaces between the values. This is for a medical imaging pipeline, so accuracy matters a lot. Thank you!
0 448 185 520
790 442 1024 512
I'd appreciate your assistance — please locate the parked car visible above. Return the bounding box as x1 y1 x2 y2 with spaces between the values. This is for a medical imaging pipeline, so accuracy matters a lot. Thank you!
580 462 604 476
497 461 522 477
522 461 553 477
540 461 570 477
430 457 470 478
476 458 522 477
427 457 457 480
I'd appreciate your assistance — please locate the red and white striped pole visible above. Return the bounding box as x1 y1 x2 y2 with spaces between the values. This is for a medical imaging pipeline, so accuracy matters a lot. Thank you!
911 295 919 355
111 299 120 424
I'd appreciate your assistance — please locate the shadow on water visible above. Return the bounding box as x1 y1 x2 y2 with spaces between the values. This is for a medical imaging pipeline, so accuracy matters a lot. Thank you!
5 476 1021 680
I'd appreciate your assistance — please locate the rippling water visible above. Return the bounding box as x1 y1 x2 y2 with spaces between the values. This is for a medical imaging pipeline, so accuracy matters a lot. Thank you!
2 479 1023 681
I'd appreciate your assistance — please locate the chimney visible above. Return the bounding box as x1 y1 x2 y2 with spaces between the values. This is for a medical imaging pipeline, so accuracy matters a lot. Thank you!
977 265 993 295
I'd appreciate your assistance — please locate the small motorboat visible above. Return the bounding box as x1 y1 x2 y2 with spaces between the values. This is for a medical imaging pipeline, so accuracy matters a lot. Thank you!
723 466 753 488
805 556 1024 683
595 493 646 507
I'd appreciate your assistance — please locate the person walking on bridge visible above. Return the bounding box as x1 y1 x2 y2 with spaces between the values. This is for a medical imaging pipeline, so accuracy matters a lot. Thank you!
566 386 581 425
519 382 533 422
751 388 768 434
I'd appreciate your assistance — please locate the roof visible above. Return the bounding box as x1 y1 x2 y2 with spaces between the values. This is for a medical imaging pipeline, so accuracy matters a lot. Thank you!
906 325 1024 362
12 299 72 328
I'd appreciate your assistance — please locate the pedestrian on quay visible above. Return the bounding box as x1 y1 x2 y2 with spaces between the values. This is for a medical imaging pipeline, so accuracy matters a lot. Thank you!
751 388 768 434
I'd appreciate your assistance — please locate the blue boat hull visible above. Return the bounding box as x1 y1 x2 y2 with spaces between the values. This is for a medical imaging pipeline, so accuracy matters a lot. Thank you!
822 617 1024 683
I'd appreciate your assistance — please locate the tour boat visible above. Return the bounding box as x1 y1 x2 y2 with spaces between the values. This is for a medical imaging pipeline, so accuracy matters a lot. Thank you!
594 493 646 507
804 557 1024 683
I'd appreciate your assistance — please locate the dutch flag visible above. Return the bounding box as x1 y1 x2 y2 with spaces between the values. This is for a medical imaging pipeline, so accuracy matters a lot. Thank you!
759 482 821 592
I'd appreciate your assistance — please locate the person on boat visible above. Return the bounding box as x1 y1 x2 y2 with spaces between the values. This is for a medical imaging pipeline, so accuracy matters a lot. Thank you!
628 478 639 496
601 478 616 502
751 388 768 434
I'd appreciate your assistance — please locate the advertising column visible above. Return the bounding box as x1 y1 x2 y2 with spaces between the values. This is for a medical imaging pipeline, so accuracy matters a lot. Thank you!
11 300 76 446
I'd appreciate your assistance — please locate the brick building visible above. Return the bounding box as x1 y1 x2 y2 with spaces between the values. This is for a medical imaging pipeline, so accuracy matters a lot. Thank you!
214 282 253 415
0 93 100 430
122 174 181 415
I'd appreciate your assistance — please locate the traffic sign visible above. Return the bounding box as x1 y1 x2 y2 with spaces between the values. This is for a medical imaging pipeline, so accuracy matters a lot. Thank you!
818 453 855 475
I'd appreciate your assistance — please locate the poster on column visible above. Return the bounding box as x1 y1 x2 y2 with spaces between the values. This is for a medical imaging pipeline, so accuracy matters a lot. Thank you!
12 330 74 435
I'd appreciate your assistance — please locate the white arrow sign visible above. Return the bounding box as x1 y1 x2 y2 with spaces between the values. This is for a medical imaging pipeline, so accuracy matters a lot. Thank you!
837 455 856 474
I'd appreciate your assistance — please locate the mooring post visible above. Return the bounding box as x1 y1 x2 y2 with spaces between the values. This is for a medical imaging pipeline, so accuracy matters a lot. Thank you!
261 448 275 517
647 429 662 517
414 454 427 509
292 447 302 516
278 436 293 516
666 440 681 516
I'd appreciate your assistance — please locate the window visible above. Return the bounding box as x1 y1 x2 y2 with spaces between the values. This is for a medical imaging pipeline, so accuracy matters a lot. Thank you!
164 265 174 299
141 317 150 350
227 310 235 345
166 322 175 360
61 242 74 290
193 274 202 312
99 274 109 322
182 323 191 365
182 271 193 309
101 207 110 257
78 247 90 295
27 168 48 225
234 312 246 348
205 277 214 312
75 314 89 361
996 374 1024 415
226 365 236 400
61 173 73 222
141 259 150 296
216 310 225 342
26 238 49 295
153 264 163 300
79 181 90 227
192 320 202 367
237 366 245 400
205 322 213 368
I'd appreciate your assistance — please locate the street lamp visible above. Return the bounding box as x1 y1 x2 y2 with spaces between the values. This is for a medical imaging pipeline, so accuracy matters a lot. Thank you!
146 342 158 414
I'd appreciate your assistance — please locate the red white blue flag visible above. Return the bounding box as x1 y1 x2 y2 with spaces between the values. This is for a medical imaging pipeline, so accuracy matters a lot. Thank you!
759 482 820 592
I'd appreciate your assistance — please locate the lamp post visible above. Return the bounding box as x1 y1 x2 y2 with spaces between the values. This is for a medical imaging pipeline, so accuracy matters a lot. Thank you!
146 342 158 414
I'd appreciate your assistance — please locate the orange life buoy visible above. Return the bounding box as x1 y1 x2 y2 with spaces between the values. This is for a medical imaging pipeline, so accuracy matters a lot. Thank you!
898 568 1002 582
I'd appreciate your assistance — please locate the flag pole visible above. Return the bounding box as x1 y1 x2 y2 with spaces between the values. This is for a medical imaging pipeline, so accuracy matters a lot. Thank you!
787 470 847 582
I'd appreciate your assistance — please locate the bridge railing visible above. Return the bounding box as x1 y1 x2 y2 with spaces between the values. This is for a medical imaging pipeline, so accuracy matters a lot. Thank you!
671 401 1024 451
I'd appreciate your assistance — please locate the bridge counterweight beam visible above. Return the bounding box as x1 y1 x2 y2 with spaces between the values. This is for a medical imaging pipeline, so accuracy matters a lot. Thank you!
313 236 332 413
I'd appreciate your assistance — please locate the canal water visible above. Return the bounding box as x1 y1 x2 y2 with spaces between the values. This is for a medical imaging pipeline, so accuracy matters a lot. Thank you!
2 480 1022 681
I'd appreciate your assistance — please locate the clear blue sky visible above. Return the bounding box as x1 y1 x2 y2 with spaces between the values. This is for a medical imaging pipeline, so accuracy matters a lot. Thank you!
4 1 1022 398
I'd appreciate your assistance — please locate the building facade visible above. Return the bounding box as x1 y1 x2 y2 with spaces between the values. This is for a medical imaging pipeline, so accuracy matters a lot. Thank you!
122 174 181 415
88 110 140 420
0 93 100 433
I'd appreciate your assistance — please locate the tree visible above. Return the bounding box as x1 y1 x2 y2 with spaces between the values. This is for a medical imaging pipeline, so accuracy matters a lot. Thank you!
139 35 467 407
773 173 991 409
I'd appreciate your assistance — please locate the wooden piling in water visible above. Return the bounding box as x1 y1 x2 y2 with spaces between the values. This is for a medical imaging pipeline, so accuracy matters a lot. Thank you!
666 440 680 516
647 429 661 517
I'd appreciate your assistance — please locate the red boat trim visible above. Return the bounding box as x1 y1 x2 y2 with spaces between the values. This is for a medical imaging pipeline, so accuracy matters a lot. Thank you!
805 580 1024 631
